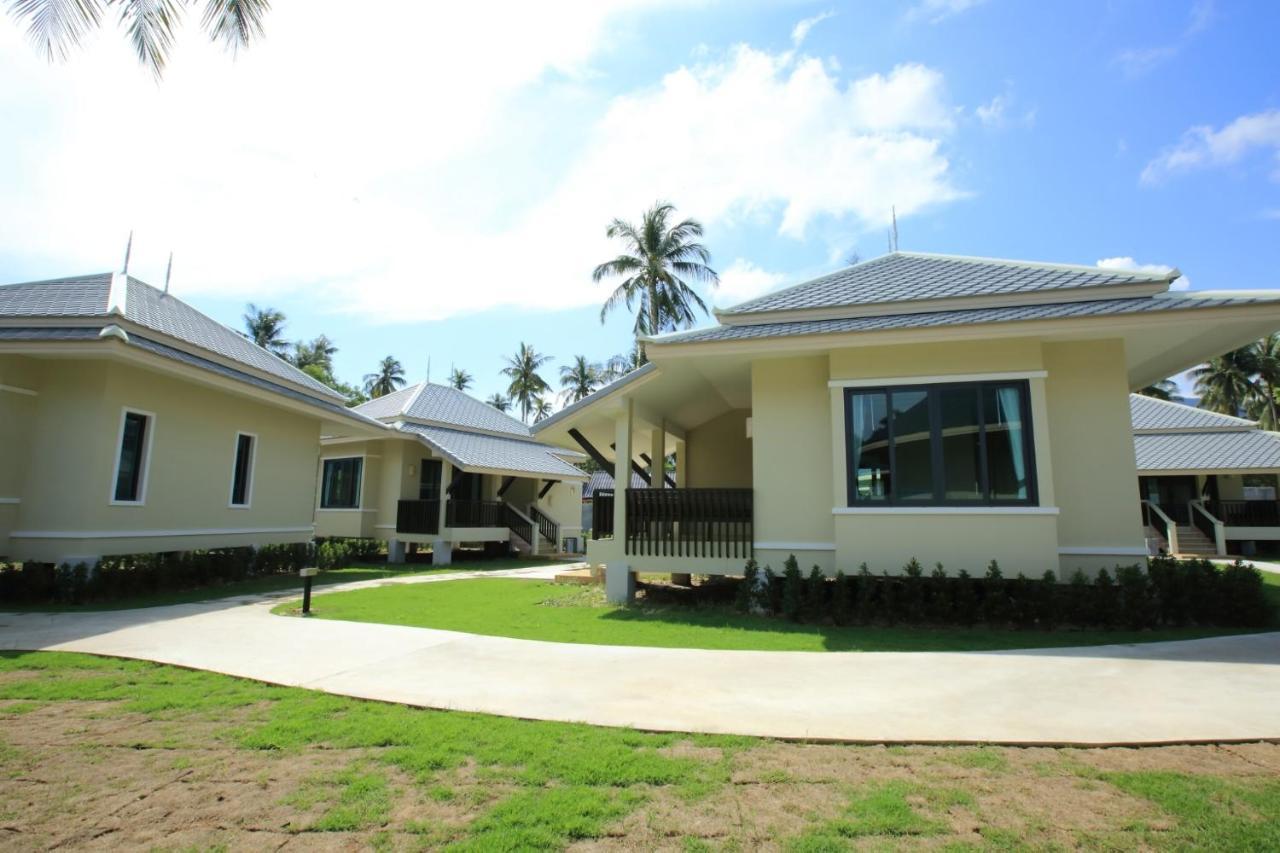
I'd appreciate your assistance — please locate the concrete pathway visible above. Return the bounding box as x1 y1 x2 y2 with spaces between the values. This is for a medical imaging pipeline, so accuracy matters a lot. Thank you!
2 570 1278 745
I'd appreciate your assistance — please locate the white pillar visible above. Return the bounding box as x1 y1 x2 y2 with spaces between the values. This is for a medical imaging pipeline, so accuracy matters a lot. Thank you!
674 438 686 488
650 421 665 488
432 539 452 565
606 561 635 603
387 539 406 564
438 461 451 533
613 399 632 543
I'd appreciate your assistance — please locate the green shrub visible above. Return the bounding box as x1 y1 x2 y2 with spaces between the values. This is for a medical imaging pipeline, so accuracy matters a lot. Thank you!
759 566 781 615
981 560 1009 626
853 563 874 625
804 566 828 621
780 556 804 622
1092 569 1119 628
735 559 759 613
831 570 852 625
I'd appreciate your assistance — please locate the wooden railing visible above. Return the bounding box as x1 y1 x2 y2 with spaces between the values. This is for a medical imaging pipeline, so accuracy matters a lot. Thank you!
625 488 753 559
396 499 440 535
1209 499 1280 527
446 499 503 528
502 503 533 545
1141 500 1178 555
529 505 559 547
592 490 614 540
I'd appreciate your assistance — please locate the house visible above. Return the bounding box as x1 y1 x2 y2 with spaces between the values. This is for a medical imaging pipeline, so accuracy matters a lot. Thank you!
532 252 1280 602
1132 393 1280 558
0 271 384 566
581 470 651 536
314 382 588 563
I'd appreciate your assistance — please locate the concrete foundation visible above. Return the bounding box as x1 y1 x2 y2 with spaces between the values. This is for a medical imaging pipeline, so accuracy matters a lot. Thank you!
605 562 635 603
432 539 453 566
387 539 406 564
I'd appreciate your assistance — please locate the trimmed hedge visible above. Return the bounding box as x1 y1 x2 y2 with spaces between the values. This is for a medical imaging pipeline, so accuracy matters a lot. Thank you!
0 537 382 606
734 554 1274 630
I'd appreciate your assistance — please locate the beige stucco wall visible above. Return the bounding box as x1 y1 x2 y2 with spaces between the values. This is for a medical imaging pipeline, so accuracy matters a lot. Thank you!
752 356 835 572
1043 339 1148 574
6 357 322 563
315 439 390 540
685 409 752 488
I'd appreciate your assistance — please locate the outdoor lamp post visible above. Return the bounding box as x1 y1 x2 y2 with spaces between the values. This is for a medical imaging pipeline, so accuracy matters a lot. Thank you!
300 567 318 614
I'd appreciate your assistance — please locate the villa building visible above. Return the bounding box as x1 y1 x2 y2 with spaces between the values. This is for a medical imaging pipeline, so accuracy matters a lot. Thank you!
533 252 1280 601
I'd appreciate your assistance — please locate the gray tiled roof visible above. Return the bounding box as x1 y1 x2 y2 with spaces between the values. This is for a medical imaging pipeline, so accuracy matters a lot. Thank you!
652 294 1270 345
355 382 533 436
582 470 650 498
396 422 586 479
0 327 382 428
720 252 1176 316
1133 430 1280 472
1129 394 1255 432
0 272 344 402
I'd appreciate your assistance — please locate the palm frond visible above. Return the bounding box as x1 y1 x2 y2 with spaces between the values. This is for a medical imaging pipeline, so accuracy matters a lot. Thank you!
8 0 103 62
121 0 185 80
200 0 268 53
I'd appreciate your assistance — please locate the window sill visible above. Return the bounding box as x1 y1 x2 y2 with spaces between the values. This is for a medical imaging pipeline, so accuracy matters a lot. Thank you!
833 506 1058 516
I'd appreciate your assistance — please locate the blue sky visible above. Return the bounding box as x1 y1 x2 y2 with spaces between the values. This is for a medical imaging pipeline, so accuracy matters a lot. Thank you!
1 0 1278 407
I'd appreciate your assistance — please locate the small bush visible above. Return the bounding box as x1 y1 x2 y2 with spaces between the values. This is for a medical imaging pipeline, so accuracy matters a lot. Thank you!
804 566 828 621
780 556 804 622
735 559 758 613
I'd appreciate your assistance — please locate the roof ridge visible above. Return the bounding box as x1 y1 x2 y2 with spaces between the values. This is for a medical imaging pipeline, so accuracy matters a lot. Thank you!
0 272 113 289
402 380 430 416
894 251 1180 282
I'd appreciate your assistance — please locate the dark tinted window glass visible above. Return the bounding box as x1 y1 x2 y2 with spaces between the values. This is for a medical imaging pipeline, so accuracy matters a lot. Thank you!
321 458 363 509
984 385 1030 500
847 391 890 501
114 412 149 502
231 434 254 506
940 387 983 500
891 389 933 501
419 459 443 501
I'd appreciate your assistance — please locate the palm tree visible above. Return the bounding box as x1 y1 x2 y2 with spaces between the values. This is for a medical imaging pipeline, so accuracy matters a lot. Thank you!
1195 348 1260 417
1245 334 1280 429
292 335 338 374
6 0 271 79
599 347 642 383
485 393 510 413
243 304 288 356
593 201 719 360
1137 379 1178 401
448 367 473 391
363 356 405 398
501 342 552 423
559 355 600 403
532 397 554 423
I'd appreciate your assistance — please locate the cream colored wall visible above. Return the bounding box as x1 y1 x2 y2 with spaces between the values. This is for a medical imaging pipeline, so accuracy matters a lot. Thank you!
315 439 389 540
0 356 41 557
834 512 1060 577
10 358 322 562
535 480 583 539
685 409 752 488
1043 339 1147 574
751 356 833 570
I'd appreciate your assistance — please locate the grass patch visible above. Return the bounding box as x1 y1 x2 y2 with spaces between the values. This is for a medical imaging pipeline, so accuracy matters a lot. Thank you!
1 558 557 613
3 651 1279 850
280 577 1263 652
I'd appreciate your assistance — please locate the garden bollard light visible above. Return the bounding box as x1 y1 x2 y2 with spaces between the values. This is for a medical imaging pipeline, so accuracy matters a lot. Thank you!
300 567 318 614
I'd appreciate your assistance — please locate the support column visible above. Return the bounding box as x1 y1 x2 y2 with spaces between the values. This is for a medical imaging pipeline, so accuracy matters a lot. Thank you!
437 461 451 534
432 539 453 565
650 421 666 489
674 438 686 488
387 539 406 564
611 400 635 603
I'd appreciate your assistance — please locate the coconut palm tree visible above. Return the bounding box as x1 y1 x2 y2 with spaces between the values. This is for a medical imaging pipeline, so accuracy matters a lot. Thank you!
1137 379 1178 401
485 393 510 413
292 335 338 374
242 304 288 356
6 0 271 79
501 343 552 423
1195 348 1260 417
593 201 719 360
1244 334 1280 430
559 355 600 403
447 367 473 391
532 397 554 423
599 347 642 383
363 356 405 398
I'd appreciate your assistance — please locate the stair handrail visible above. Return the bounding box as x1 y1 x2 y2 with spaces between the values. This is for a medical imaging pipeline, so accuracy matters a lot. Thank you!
1141 499 1179 555
528 504 560 550
501 501 535 547
1189 500 1226 556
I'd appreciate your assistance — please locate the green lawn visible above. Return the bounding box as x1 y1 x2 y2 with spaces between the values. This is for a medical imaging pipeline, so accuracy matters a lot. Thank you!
1 652 1277 850
275 576 1275 652
1 557 553 613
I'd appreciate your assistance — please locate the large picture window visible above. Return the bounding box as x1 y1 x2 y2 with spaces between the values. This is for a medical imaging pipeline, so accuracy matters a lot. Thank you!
844 380 1037 507
320 457 363 509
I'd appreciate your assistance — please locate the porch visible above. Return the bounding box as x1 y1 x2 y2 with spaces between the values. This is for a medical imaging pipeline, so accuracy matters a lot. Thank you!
1140 473 1280 557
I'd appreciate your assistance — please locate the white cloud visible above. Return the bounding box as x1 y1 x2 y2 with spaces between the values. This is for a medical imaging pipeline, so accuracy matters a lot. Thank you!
791 10 834 47
1141 109 1280 185
905 0 988 24
0 7 963 323
1114 0 1215 76
975 87 1035 129
1096 256 1189 291
716 259 789 304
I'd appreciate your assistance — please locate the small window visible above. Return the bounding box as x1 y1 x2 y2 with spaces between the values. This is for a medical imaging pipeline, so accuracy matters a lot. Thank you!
419 459 442 501
321 457 363 509
113 410 151 503
230 433 255 507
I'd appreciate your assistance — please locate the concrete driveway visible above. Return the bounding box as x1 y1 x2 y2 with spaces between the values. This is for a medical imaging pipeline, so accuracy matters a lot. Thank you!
2 567 1278 745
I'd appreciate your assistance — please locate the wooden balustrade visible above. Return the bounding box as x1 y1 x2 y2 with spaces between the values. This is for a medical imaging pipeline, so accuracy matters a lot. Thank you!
624 488 753 559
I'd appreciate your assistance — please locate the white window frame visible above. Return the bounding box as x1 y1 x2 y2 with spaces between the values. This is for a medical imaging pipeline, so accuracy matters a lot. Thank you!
228 431 258 509
109 407 156 507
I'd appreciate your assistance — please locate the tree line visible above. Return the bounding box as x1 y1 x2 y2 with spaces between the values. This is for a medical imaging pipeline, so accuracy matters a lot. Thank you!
1138 334 1280 428
242 200 719 424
